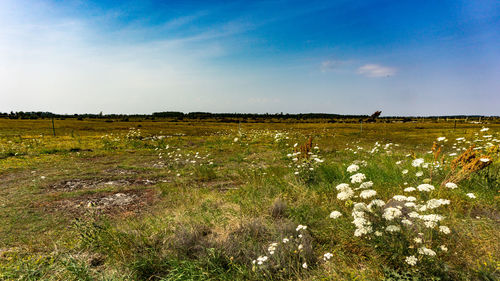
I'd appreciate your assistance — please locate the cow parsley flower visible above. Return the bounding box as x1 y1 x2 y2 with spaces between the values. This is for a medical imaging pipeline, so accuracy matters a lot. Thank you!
417 184 435 192
466 193 476 199
336 183 350 192
337 188 354 200
439 245 448 252
296 225 307 231
445 182 458 189
418 247 436 256
323 252 333 261
437 137 446 141
426 199 450 209
360 189 377 199
329 211 342 219
404 187 416 192
386 225 401 232
347 164 360 173
412 158 425 167
404 202 416 208
382 207 402 221
401 219 413 225
367 199 385 210
405 255 418 266
402 169 409 174
439 226 451 234
350 173 366 183
415 171 424 177
302 262 308 269
393 195 407 201
359 181 374 189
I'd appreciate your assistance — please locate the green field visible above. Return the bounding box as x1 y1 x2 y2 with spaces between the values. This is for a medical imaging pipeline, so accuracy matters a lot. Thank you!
0 119 499 280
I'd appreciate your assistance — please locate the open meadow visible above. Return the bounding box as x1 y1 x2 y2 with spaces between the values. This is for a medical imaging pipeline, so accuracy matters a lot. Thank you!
0 118 499 280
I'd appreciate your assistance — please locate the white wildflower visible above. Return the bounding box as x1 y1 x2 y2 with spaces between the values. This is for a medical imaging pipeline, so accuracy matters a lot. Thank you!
418 247 436 256
347 164 360 173
359 181 374 189
329 211 342 219
412 158 425 167
323 252 333 261
296 225 307 231
417 184 435 192
336 183 350 192
367 199 385 210
386 225 401 232
350 173 366 183
404 187 416 192
405 255 418 266
466 193 476 199
439 226 451 234
382 207 402 221
426 199 450 209
445 182 458 189
360 189 377 199
393 195 407 201
337 188 354 200
401 219 413 225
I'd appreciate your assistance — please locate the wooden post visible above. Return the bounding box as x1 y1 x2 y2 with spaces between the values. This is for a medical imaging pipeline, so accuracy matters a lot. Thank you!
51 116 56 136
454 119 457 130
360 120 363 133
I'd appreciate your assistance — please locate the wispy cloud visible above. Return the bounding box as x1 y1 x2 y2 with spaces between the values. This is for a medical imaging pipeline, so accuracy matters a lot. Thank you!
357 64 396 77
320 60 343 72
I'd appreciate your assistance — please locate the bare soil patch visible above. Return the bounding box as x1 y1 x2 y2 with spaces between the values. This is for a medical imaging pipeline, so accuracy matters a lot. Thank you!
44 189 157 216
47 177 165 192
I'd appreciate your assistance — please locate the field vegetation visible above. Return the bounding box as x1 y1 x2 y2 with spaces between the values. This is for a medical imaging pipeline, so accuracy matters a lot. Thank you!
0 117 499 280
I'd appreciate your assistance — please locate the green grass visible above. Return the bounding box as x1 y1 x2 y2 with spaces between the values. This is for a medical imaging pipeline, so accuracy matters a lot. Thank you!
0 118 499 280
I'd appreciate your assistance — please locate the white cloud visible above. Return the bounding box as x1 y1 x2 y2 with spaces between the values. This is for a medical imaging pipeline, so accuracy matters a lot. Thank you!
357 64 396 77
320 60 342 72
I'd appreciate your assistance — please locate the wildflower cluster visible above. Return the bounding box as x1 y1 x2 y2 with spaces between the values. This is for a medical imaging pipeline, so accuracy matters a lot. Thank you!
252 224 313 275
287 139 324 182
324 146 491 269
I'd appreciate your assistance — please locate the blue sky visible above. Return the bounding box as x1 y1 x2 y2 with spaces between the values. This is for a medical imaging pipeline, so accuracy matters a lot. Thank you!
1 0 499 115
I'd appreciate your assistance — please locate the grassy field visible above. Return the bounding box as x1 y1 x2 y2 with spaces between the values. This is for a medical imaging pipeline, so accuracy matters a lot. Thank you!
0 119 499 280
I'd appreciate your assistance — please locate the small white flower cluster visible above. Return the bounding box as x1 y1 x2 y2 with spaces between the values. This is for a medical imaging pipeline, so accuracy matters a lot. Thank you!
253 256 268 265
350 173 366 183
417 184 435 192
252 224 310 270
346 164 360 173
336 183 355 201
323 252 333 261
268 242 278 255
329 211 342 219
